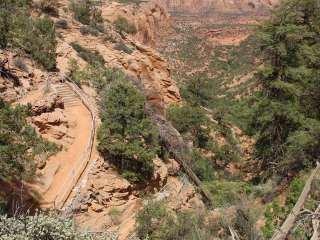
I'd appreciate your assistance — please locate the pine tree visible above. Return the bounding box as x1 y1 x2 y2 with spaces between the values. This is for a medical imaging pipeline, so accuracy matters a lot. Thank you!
252 0 320 178
97 79 159 182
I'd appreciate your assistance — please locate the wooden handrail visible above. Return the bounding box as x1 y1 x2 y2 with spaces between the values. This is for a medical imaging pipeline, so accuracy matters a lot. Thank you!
45 80 97 209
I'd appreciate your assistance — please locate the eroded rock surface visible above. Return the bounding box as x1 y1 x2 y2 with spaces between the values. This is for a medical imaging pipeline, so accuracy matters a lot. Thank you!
101 2 170 46
71 156 201 239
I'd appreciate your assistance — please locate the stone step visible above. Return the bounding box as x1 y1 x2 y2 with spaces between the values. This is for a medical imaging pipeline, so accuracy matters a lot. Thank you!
64 99 80 103
57 90 75 94
60 95 78 99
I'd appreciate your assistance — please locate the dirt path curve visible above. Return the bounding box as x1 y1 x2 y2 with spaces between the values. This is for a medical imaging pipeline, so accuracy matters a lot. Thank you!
39 102 92 209
18 82 95 209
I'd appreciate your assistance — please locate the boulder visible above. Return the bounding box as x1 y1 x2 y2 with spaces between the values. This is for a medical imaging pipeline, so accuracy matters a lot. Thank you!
31 94 64 115
91 202 104 213
32 109 68 132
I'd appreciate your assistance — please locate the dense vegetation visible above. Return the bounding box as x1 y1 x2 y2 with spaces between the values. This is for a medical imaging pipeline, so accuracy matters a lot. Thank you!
0 213 109 239
0 100 57 181
0 0 57 70
69 0 103 26
158 0 320 239
251 0 320 179
113 16 137 34
136 200 261 240
97 79 160 182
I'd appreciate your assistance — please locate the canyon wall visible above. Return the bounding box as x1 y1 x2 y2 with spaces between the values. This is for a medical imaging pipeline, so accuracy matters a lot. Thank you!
102 1 170 46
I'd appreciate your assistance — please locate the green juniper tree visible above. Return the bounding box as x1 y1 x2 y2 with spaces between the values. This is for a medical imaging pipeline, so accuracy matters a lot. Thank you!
252 0 320 178
97 79 159 182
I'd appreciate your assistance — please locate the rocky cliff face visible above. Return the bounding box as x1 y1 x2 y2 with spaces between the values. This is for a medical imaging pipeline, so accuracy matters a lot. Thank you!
101 1 170 46
154 0 279 13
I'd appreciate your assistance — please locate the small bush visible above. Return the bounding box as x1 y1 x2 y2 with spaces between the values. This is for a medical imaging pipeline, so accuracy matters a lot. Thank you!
70 42 105 65
66 59 126 91
38 0 58 16
114 41 133 54
0 9 10 49
69 0 103 25
80 25 99 36
0 213 109 239
67 59 82 87
113 16 137 34
14 58 28 72
191 150 214 181
109 207 121 225
204 180 253 207
69 0 91 25
55 19 68 29
103 32 118 43
136 200 213 240
167 104 210 148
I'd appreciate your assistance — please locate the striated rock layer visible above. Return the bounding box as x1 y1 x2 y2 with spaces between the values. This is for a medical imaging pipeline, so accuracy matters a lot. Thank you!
102 1 170 46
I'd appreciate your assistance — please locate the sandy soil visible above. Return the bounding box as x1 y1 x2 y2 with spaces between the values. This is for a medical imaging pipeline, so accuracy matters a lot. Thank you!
16 85 92 208
38 104 91 208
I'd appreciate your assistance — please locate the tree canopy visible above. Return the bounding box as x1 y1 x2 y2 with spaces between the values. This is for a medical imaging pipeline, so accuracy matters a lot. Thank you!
252 0 320 178
97 79 159 182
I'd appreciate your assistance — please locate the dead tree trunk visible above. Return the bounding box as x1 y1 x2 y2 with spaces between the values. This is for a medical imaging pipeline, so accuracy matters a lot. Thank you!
311 204 320 240
271 162 320 240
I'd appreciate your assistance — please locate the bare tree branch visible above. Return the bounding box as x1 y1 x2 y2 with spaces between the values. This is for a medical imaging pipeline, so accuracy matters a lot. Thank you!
311 204 320 240
271 162 320 240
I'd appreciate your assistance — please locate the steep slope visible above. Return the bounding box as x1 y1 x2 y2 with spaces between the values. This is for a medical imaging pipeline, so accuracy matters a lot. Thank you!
56 1 180 113
101 1 170 46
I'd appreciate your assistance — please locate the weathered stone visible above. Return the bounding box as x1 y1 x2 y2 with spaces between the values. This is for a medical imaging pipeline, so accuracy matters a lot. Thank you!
91 202 104 212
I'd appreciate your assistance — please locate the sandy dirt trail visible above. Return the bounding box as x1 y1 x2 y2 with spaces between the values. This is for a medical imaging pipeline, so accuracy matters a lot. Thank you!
16 85 92 208
39 104 91 208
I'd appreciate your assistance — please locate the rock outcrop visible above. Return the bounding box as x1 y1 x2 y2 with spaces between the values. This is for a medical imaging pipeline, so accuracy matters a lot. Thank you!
101 2 170 46
31 94 64 115
56 2 181 114
30 93 70 144
72 156 200 240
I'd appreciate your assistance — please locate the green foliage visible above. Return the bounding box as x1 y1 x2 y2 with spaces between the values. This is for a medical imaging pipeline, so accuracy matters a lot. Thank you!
37 0 58 15
182 73 213 106
136 200 210 240
67 59 125 90
204 180 253 207
23 17 57 70
80 25 100 36
0 1 57 70
67 59 82 87
97 79 159 182
262 177 305 238
252 0 320 178
69 0 103 25
114 41 133 54
0 213 109 239
167 104 210 148
0 8 10 49
113 16 137 34
70 42 105 65
0 100 58 180
190 150 214 181
55 19 68 29
14 58 28 72
136 200 169 239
